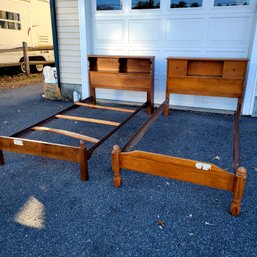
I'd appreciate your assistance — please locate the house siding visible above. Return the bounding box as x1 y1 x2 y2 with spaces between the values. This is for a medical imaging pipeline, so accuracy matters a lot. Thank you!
55 0 82 98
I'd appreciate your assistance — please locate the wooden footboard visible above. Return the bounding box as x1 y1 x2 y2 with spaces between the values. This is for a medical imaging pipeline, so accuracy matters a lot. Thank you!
112 145 246 216
0 136 89 181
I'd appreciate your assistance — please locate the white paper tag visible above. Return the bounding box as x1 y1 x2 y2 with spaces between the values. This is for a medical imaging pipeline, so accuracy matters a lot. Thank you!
13 139 24 146
195 162 211 171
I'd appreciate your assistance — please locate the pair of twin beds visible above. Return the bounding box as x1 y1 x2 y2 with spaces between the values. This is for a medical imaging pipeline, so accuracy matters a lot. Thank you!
0 55 248 216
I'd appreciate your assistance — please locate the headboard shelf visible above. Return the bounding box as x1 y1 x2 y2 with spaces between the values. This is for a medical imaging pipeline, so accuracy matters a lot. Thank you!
167 58 247 79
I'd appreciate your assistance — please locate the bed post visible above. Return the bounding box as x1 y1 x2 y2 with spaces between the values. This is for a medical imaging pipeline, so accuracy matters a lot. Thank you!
90 87 96 105
232 101 241 172
164 57 170 117
79 140 89 181
230 167 246 216
146 93 153 114
0 150 4 165
164 96 169 116
112 145 121 187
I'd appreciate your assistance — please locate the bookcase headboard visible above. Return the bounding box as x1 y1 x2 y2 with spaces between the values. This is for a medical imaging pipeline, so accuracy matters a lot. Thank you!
88 55 155 114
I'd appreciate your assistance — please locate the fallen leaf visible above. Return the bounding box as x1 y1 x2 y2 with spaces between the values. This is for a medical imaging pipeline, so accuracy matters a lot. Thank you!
213 156 221 161
156 219 166 227
205 221 214 226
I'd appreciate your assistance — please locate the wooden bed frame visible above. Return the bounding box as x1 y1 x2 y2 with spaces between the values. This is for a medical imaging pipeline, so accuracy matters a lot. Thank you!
112 57 248 216
0 55 154 181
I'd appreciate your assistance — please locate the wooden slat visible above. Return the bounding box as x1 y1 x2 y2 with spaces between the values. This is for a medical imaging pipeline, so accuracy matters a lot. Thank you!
119 150 235 192
55 114 120 126
75 102 135 113
0 136 81 162
32 126 99 143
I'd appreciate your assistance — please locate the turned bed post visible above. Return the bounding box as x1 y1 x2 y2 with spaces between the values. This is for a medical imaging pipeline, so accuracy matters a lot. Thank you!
112 145 121 187
79 140 89 181
0 150 4 165
230 167 246 216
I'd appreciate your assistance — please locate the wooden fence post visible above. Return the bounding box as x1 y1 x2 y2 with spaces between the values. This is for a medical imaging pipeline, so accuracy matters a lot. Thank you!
22 42 30 76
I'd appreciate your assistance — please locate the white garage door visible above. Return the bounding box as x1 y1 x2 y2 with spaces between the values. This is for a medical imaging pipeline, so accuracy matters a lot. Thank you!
89 0 256 111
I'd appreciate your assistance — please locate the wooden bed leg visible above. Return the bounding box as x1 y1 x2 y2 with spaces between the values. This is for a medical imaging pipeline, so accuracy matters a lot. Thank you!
112 145 121 187
90 88 96 105
146 92 153 115
0 150 4 165
146 105 152 115
79 141 89 181
164 96 169 116
230 167 246 216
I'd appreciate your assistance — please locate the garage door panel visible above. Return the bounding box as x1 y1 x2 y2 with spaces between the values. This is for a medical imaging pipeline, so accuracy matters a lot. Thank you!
95 20 125 42
207 17 252 47
167 18 205 46
128 19 162 43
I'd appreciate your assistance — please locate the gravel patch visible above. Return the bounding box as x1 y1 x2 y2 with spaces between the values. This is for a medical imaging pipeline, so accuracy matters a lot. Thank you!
0 84 257 257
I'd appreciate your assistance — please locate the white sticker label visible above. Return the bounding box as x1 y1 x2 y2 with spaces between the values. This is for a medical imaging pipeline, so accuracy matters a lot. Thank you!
13 139 23 146
195 162 211 171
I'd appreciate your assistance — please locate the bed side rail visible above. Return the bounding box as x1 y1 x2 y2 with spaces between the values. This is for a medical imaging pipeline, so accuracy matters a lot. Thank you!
122 98 168 152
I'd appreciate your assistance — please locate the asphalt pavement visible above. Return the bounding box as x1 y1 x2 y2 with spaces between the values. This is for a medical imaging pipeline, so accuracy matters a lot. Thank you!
0 84 257 257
